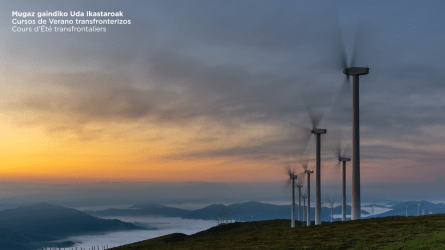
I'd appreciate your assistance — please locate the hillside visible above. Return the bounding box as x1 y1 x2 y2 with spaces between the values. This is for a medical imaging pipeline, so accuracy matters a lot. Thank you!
108 213 445 249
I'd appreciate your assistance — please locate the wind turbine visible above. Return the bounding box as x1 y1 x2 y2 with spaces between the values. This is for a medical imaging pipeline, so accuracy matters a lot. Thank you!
299 95 328 226
405 205 408 217
326 197 336 222
305 169 313 226
296 180 303 222
302 193 307 223
296 161 308 222
331 135 351 222
417 203 420 216
331 131 351 221
333 11 370 220
286 165 298 228
312 127 326 225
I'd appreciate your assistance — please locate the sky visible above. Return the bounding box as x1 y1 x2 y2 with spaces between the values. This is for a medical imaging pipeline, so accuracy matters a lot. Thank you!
1 0 445 208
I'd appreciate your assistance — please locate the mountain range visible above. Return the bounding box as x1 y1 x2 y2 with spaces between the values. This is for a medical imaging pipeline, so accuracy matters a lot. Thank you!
85 200 445 222
1 200 443 250
0 202 147 250
368 200 445 218
84 200 370 222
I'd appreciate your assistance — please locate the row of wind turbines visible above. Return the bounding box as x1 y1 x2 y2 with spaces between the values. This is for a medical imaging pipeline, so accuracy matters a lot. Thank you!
286 27 370 227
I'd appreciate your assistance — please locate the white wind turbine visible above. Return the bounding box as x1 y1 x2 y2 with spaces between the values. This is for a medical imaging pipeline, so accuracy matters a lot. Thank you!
285 165 298 228
326 197 336 222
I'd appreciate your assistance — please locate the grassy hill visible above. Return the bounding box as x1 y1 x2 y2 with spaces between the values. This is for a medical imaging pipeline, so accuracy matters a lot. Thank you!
105 214 445 249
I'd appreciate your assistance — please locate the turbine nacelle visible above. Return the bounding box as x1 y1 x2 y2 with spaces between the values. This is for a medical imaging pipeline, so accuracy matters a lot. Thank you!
343 67 369 76
339 157 351 162
311 128 326 134
305 170 313 174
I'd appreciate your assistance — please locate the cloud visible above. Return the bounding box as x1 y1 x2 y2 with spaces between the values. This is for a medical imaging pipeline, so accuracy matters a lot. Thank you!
2 0 445 173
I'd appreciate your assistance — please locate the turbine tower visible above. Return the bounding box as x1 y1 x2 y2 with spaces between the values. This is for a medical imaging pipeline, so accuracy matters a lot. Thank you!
405 205 408 217
327 197 336 222
417 203 420 216
334 12 370 220
305 169 313 226
296 161 308 222
332 130 350 222
302 194 307 223
339 156 350 221
311 128 327 225
291 172 297 228
286 165 298 228
342 66 369 220
296 182 303 222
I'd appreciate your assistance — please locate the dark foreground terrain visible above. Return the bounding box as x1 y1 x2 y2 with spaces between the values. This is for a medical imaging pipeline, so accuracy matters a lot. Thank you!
108 214 445 249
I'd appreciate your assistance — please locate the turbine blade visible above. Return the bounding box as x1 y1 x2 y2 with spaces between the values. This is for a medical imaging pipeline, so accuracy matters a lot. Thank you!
301 161 308 171
334 161 341 175
329 128 342 158
303 98 319 130
302 96 324 130
294 125 313 157
349 19 370 67
342 146 351 158
328 3 348 71
333 161 340 170
297 170 306 183
296 178 304 186
286 165 292 177
329 77 351 123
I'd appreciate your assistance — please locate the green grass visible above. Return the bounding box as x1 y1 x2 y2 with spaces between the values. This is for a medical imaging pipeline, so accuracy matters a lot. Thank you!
107 214 445 249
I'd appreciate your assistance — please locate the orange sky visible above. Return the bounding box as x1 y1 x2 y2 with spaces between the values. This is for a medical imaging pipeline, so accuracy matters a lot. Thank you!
1 1 444 186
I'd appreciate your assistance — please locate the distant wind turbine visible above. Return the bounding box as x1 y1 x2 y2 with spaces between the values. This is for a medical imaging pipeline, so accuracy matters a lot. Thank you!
302 193 307 223
305 169 314 226
326 197 336 222
417 203 420 216
285 165 298 228
296 161 308 222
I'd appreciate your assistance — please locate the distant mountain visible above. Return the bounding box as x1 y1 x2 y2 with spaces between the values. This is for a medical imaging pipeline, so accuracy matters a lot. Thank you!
363 204 387 208
85 203 190 217
129 203 168 209
0 227 59 250
85 200 369 222
373 200 445 218
0 202 148 250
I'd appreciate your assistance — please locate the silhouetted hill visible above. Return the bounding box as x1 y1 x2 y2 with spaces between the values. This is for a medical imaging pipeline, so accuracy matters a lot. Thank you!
0 227 60 250
0 202 148 250
86 201 369 222
0 202 146 238
129 203 168 209
86 203 190 218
